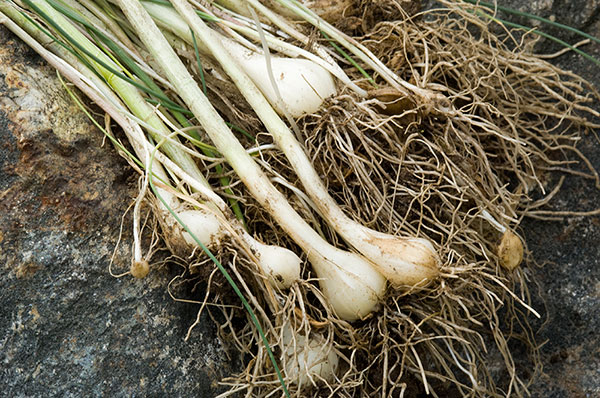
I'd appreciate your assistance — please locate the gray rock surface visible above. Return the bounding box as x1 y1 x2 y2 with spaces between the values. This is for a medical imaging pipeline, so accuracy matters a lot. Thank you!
1 1 600 397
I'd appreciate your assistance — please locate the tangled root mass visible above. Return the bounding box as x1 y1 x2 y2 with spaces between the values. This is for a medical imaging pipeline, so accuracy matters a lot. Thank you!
172 2 599 397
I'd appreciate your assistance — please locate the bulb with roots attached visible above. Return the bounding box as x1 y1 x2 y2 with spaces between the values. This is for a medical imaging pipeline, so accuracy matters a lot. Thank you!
351 227 440 287
172 209 301 289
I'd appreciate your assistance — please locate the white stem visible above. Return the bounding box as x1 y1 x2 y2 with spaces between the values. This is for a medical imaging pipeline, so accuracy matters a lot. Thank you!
117 0 385 320
170 0 439 287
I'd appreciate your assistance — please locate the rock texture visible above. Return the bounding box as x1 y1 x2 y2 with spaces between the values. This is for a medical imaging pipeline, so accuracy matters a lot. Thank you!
1 1 600 397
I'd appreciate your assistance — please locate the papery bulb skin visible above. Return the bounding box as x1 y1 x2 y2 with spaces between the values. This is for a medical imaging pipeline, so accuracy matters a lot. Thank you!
352 227 440 287
176 209 226 248
282 326 339 386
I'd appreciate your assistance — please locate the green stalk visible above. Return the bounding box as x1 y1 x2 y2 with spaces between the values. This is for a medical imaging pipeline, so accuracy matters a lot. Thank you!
22 0 206 185
48 0 186 116
78 0 140 51
24 0 192 115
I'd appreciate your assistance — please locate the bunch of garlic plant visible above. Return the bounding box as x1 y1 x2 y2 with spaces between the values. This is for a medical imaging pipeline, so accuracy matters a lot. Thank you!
0 0 523 395
26 0 439 316
35 0 438 320
5 0 600 397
